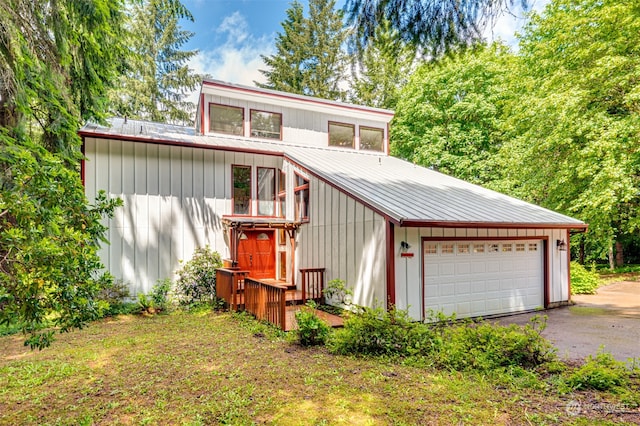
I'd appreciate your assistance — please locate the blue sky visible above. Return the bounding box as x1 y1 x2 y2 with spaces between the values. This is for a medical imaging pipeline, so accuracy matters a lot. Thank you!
181 0 548 89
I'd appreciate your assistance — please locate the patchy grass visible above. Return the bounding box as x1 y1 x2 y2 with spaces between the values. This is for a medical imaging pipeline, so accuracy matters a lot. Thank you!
0 311 638 425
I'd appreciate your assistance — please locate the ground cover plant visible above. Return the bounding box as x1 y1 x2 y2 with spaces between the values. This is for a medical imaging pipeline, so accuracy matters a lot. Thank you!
1 310 638 425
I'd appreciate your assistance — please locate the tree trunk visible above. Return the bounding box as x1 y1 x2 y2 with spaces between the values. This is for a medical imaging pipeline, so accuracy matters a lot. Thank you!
615 241 624 267
579 238 585 264
608 245 614 270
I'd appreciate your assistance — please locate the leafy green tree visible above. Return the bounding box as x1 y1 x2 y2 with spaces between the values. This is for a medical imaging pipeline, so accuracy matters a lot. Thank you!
349 20 414 109
344 0 529 56
391 44 514 185
109 0 201 124
499 0 640 263
0 0 125 348
258 0 347 100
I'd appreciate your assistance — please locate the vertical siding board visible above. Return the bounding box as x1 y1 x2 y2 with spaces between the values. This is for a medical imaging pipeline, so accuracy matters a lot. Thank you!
146 144 160 287
134 143 149 291
120 141 137 293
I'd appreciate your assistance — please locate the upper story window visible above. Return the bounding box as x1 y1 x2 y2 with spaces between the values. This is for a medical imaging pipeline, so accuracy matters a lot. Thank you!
294 174 309 222
210 104 244 136
232 165 251 215
328 122 354 148
360 126 384 152
251 110 282 140
257 167 276 216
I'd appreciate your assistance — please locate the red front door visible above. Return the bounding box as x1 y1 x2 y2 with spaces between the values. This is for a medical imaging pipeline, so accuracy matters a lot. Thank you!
237 230 275 279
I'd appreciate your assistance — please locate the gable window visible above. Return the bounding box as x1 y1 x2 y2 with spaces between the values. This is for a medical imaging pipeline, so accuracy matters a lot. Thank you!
257 167 275 216
294 174 309 221
232 165 251 215
328 122 354 148
210 104 244 136
360 126 384 152
251 110 282 139
277 170 286 218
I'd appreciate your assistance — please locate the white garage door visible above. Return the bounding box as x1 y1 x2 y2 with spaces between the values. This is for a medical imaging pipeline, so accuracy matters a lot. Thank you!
423 240 544 319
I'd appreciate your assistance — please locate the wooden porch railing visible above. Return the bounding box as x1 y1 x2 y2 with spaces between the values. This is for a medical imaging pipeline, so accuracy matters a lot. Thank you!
216 268 249 311
299 268 325 304
244 278 287 330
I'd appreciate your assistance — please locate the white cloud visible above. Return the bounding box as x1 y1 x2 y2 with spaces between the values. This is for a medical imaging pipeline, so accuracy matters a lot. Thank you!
483 0 550 49
187 12 274 103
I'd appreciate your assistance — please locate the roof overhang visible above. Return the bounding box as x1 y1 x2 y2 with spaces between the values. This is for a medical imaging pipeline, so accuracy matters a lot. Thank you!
397 219 588 231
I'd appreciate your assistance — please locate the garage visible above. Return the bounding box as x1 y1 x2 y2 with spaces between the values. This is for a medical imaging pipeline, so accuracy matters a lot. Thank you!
422 239 545 319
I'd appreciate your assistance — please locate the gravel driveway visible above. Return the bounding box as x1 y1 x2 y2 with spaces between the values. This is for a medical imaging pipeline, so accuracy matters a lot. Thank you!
497 281 640 362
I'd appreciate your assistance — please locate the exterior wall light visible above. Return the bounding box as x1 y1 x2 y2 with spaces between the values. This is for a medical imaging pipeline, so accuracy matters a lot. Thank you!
556 239 567 251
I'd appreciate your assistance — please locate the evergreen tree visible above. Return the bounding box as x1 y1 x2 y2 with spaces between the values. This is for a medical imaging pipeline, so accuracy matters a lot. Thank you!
349 20 414 109
110 0 201 124
258 0 347 101
345 0 528 56
0 0 124 348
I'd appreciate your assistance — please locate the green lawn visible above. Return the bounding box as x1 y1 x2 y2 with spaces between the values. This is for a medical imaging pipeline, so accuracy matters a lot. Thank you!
0 311 637 425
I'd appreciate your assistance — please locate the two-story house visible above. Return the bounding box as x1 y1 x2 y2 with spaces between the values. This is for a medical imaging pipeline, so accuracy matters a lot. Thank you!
81 79 586 321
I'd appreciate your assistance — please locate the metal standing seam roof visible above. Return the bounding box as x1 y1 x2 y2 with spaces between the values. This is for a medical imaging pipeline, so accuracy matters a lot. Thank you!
80 118 586 229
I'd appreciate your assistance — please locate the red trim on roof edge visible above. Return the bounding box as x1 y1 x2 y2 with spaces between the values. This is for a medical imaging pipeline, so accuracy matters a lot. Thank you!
78 130 285 158
201 80 394 117
399 219 588 231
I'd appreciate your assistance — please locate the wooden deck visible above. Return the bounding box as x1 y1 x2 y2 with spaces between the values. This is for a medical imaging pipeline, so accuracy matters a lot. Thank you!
216 268 342 331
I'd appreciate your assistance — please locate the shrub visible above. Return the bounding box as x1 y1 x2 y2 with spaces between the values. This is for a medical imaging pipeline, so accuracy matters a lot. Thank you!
322 279 353 306
174 246 223 305
436 316 557 371
570 262 599 295
328 305 437 357
95 277 135 317
295 301 331 346
150 278 172 310
567 351 629 391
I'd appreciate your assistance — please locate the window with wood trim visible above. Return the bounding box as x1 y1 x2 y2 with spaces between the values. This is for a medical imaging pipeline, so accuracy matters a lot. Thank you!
328 122 355 148
250 110 282 139
294 174 309 221
257 167 275 216
277 170 286 218
232 165 251 215
210 104 244 135
360 126 384 151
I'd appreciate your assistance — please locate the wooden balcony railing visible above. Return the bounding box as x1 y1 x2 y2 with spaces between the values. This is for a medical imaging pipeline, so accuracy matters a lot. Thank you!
299 268 325 304
216 268 249 311
244 278 287 330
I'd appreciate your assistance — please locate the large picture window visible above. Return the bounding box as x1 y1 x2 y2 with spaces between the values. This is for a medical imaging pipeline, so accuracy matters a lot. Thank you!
210 104 244 136
360 126 384 151
232 165 251 215
251 110 282 139
257 167 275 216
328 122 355 148
294 174 309 221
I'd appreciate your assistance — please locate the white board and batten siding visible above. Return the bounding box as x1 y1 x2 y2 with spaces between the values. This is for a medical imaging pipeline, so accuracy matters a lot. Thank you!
289 160 387 308
84 137 281 295
394 227 569 321
201 93 390 152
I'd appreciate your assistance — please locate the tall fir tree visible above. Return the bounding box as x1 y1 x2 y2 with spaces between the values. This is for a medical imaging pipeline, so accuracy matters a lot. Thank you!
258 0 347 101
349 20 414 109
110 0 201 124
0 0 125 348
